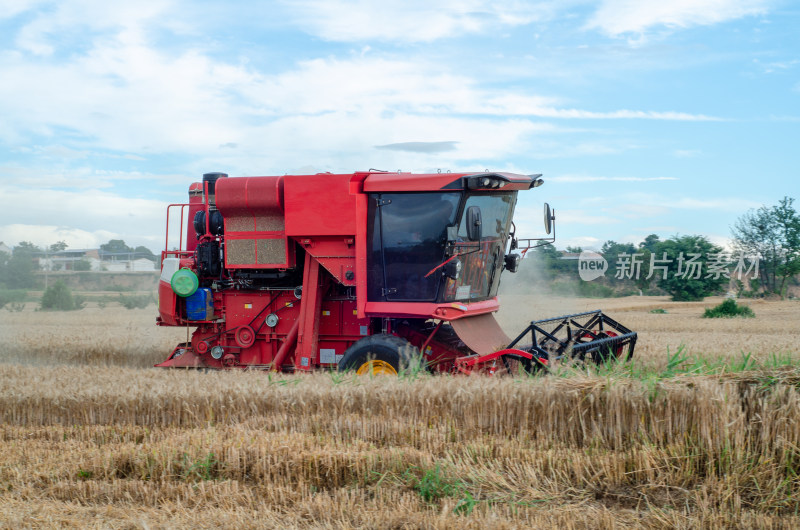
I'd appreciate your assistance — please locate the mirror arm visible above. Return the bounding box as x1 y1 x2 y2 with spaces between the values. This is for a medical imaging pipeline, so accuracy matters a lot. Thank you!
515 214 557 251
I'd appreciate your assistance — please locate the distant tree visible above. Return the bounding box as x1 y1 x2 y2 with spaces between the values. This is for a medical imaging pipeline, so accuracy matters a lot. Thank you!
15 241 40 254
652 235 727 301
100 239 134 254
0 250 8 287
600 240 637 285
73 259 92 271
2 242 40 288
565 245 583 253
638 234 661 253
630 234 663 292
535 242 560 259
49 241 68 252
731 196 800 298
40 280 84 310
133 245 157 261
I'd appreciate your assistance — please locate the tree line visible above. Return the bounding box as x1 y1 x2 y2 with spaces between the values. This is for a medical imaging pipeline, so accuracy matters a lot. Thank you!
515 196 799 301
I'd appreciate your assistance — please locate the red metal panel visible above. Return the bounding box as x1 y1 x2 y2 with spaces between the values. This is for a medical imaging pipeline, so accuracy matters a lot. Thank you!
363 171 534 192
295 252 324 370
216 176 284 213
296 236 356 286
319 300 341 336
223 293 270 329
364 298 500 319
341 300 370 337
284 174 357 236
157 280 179 326
270 294 300 335
364 172 464 191
220 291 299 335
238 346 261 365
353 176 369 318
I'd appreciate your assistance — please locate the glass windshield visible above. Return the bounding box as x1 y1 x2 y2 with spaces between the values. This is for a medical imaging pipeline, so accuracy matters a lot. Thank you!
377 193 460 301
444 193 515 302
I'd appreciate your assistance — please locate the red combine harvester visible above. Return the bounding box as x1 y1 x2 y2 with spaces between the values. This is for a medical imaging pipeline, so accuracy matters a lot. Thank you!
156 171 636 374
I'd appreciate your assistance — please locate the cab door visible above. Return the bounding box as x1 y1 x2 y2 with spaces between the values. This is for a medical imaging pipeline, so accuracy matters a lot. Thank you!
373 192 460 301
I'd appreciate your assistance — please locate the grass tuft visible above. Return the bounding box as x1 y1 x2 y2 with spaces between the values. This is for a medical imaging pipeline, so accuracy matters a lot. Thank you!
703 298 755 318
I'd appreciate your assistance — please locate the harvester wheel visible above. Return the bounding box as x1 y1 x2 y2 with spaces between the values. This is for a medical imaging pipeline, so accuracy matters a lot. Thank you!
338 334 422 376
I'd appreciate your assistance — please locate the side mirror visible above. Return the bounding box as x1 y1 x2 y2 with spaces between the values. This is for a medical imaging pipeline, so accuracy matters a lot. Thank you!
544 203 555 235
466 205 482 241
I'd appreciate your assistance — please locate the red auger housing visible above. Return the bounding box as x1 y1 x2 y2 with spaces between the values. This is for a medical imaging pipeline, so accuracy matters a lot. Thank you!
156 170 636 374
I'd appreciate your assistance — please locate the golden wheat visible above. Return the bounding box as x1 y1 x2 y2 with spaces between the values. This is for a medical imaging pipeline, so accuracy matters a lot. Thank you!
2 296 800 528
2 367 800 527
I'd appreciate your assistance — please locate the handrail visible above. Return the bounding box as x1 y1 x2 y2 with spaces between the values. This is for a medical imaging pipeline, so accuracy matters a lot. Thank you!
165 203 190 253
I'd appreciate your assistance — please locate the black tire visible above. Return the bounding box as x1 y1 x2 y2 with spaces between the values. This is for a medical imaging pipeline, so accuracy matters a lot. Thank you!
338 334 422 375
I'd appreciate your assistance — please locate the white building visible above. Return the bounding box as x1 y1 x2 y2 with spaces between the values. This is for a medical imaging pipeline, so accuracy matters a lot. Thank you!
40 249 102 271
101 258 155 272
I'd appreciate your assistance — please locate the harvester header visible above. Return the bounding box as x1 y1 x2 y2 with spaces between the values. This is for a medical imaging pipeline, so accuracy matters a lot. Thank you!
156 170 635 374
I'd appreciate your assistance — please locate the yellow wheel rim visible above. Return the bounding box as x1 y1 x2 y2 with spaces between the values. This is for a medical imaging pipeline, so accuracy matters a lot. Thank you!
356 359 398 376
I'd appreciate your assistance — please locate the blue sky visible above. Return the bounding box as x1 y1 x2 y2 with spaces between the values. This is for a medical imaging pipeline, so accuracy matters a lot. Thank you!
1 0 797 253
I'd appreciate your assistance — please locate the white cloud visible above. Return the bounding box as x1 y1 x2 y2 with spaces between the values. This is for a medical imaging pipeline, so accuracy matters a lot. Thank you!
0 184 170 251
283 0 555 42
5 39 685 176
0 0 49 20
1 164 186 190
753 58 799 74
0 11 721 178
12 0 175 56
0 224 120 250
485 95 720 120
587 0 770 37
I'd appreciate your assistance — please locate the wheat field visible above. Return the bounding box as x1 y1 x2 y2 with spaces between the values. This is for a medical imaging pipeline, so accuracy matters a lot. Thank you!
1 296 799 528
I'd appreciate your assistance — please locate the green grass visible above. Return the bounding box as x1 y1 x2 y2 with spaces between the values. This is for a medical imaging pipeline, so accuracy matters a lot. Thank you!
0 289 27 310
703 298 755 318
542 345 799 382
392 463 481 515
179 452 220 482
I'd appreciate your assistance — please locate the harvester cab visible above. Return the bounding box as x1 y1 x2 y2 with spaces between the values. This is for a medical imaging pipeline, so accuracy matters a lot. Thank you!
156 170 636 374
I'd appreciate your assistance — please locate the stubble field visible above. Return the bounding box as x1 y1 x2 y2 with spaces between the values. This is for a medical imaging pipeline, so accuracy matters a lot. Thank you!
1 295 799 528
